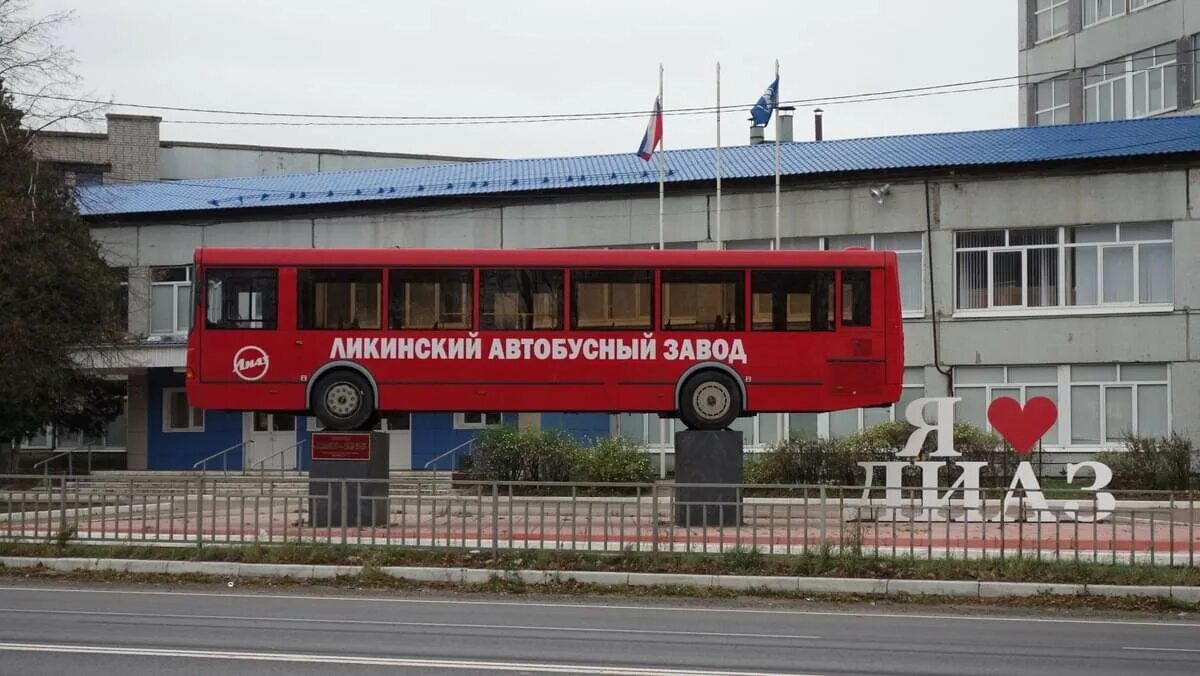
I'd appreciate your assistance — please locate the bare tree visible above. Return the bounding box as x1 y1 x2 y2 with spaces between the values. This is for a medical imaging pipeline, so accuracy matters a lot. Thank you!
0 0 105 140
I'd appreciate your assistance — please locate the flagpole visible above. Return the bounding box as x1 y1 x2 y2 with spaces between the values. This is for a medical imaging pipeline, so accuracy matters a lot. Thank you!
715 61 722 247
657 63 665 251
773 58 781 250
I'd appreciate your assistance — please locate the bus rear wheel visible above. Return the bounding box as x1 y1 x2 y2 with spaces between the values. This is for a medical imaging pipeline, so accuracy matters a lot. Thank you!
312 370 375 431
679 371 741 431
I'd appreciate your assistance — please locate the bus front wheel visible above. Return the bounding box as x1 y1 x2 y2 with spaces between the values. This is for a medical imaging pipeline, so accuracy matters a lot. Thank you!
679 371 741 431
312 370 376 431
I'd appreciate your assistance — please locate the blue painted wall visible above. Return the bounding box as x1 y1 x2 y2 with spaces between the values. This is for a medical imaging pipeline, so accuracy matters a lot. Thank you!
146 368 241 470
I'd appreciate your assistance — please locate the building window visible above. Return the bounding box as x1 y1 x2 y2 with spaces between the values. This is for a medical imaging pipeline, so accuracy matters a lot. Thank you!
1083 0 1125 26
298 269 382 330
1086 44 1177 121
455 412 502 429
1035 0 1069 42
481 269 563 330
163 388 203 432
1034 77 1071 125
205 268 278 330
388 269 472 330
954 223 1171 313
953 364 1169 447
1129 0 1169 10
954 366 1061 442
150 266 192 335
1069 364 1169 443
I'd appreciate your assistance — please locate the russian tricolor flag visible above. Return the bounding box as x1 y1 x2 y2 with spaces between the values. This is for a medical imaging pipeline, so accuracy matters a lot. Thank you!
636 95 663 161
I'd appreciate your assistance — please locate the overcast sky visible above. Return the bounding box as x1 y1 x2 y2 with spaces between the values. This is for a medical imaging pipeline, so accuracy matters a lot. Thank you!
31 0 1017 160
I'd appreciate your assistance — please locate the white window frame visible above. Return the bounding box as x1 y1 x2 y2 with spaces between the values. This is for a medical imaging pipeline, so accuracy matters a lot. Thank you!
953 364 1170 451
953 224 1173 317
1035 0 1070 43
454 412 503 429
1129 0 1169 11
1085 44 1177 121
150 266 193 335
1083 0 1126 28
1034 76 1071 125
162 388 204 433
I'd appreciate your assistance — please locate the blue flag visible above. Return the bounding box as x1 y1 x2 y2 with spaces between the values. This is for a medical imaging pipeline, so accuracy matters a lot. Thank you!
750 75 779 126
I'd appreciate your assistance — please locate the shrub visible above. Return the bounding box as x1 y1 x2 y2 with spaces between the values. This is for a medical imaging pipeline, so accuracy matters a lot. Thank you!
574 437 653 483
1096 434 1195 491
468 426 582 482
744 436 861 486
744 421 1009 486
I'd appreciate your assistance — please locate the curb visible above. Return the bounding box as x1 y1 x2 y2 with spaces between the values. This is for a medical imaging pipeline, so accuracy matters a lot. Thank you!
1 556 1196 602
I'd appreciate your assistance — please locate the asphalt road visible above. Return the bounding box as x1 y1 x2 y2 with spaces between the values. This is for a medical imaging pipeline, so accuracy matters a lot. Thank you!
0 582 1197 675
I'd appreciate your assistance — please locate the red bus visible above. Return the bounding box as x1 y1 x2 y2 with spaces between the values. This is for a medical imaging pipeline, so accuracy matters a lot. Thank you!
186 247 904 432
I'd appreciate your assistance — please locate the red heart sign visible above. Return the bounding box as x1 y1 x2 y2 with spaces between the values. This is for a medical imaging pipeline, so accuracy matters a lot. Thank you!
986 396 1057 455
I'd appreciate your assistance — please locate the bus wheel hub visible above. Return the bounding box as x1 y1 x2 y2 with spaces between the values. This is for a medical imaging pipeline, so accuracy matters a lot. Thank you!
326 383 360 417
693 382 730 420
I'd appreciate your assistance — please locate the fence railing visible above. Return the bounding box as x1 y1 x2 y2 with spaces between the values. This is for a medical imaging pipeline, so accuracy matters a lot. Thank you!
0 475 1194 566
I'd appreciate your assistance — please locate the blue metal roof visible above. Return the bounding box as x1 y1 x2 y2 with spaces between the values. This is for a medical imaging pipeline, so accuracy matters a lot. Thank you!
75 116 1200 217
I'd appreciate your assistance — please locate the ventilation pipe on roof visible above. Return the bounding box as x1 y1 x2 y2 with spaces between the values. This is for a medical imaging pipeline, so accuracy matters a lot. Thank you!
749 121 765 145
813 108 824 141
777 106 795 143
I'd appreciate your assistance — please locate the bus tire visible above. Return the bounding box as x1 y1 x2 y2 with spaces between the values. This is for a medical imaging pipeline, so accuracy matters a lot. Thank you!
312 370 375 431
679 371 741 431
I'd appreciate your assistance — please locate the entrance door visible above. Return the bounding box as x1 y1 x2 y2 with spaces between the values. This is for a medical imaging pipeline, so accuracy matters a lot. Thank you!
245 412 297 470
380 413 412 470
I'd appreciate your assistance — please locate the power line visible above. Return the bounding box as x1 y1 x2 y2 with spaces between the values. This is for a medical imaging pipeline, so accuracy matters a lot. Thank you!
7 66 1069 124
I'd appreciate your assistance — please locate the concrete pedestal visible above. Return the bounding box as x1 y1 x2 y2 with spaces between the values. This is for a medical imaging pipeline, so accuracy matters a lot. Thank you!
673 429 744 527
308 432 389 528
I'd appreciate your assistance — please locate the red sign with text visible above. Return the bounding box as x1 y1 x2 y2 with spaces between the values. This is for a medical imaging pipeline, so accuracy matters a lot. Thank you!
311 433 371 461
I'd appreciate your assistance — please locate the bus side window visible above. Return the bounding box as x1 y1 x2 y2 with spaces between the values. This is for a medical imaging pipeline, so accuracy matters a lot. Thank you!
204 268 277 330
571 270 652 330
298 269 382 330
751 270 834 331
389 269 473 330
661 270 743 331
480 269 563 330
841 270 872 327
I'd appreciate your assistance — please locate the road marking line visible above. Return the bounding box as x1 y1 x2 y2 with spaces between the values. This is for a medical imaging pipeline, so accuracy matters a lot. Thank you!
0 641 819 675
0 607 819 642
1122 646 1200 653
2 585 1198 629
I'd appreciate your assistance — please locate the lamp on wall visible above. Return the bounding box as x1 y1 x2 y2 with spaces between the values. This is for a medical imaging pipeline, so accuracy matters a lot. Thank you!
869 183 891 205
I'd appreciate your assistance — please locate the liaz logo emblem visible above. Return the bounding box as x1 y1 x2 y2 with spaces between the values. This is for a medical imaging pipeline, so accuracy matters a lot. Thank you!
233 346 270 381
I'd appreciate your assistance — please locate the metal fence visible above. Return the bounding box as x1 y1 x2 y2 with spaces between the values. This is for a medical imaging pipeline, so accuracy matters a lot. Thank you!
0 474 1194 566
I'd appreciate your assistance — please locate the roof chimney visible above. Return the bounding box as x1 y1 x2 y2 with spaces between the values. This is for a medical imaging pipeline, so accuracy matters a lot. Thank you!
777 106 795 143
813 108 824 141
749 121 765 145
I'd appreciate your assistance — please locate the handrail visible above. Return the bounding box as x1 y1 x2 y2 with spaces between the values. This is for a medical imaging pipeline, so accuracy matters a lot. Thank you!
192 440 253 475
250 438 308 475
32 450 73 482
423 437 475 474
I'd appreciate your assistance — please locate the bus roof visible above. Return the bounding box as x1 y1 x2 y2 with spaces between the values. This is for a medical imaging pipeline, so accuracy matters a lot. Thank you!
194 247 896 269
